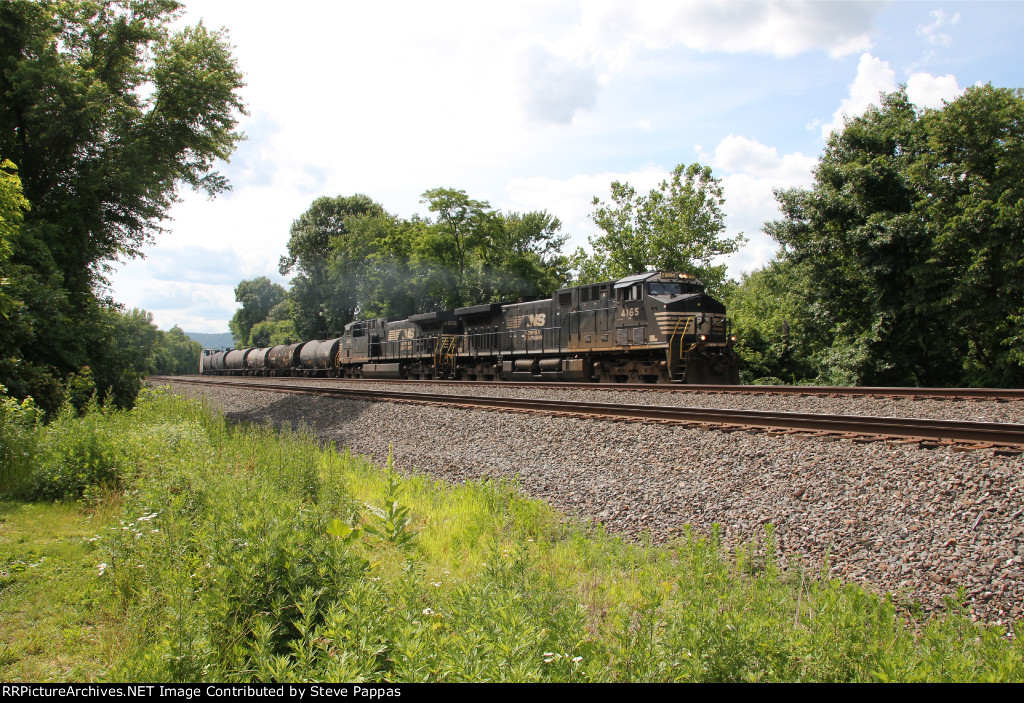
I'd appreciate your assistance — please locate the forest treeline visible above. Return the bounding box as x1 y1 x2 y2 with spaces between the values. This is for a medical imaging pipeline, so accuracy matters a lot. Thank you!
233 85 1024 389
2 2 1022 421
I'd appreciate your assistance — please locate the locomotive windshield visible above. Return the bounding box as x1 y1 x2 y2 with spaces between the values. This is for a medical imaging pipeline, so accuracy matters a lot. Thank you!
648 282 698 296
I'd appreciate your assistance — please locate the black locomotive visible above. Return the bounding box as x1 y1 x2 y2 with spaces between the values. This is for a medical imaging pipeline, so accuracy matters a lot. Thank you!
200 271 740 384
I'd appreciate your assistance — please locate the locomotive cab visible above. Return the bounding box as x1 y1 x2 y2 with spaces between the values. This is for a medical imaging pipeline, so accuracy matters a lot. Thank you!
646 272 737 384
336 318 387 376
601 271 738 383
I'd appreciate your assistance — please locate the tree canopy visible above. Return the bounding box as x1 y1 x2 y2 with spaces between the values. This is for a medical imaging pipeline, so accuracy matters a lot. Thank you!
279 194 386 340
0 0 246 292
754 84 1024 386
268 189 570 340
572 163 745 295
0 0 246 410
229 276 286 348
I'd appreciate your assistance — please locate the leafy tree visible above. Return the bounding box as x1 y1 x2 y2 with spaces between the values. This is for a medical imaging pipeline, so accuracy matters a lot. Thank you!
722 261 816 384
152 325 201 375
0 0 246 408
416 188 498 307
249 300 298 347
0 158 64 413
229 276 286 347
250 318 299 347
766 90 934 385
0 0 246 293
280 194 385 338
765 85 1024 387
920 85 1024 383
274 191 571 334
479 210 569 302
338 211 424 320
573 163 745 295
0 158 27 259
87 306 161 409
0 158 29 347
414 189 570 309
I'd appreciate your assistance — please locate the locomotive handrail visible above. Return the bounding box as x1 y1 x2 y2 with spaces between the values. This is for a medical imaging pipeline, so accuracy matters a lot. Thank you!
669 315 692 359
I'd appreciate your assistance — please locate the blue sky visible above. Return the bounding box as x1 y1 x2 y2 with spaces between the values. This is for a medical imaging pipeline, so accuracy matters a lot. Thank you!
105 0 1024 333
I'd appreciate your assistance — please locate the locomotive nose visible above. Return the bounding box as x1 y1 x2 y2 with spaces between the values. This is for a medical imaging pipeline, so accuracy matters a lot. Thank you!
712 352 728 374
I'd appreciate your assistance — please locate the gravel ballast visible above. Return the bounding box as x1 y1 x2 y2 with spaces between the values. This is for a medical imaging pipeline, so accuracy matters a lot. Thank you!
165 380 1024 627
195 377 1024 424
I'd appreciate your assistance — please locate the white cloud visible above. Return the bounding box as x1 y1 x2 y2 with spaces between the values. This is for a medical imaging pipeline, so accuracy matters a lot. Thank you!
511 1 881 124
699 135 815 183
820 53 896 138
517 42 600 124
820 52 964 138
905 72 963 109
504 167 668 252
577 0 878 59
107 184 305 331
109 264 239 333
917 9 960 47
698 135 816 274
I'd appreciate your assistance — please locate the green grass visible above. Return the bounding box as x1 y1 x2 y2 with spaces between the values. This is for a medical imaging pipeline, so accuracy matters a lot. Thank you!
0 386 1021 682
0 498 126 681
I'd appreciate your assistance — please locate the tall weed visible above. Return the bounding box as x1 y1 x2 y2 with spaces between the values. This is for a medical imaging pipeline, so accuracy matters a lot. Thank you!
25 408 137 501
0 385 40 494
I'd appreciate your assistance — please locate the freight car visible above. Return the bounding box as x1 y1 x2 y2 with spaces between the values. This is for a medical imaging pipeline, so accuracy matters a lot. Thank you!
200 271 740 384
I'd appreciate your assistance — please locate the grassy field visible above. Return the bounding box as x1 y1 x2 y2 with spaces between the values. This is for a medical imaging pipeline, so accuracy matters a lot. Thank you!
1 387 1022 682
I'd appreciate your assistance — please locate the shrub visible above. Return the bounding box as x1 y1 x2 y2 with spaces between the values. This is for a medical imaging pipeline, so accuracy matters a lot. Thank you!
0 383 41 494
24 409 135 501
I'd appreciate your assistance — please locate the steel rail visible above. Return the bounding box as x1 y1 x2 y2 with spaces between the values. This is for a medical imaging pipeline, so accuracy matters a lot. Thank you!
159 375 1024 400
156 377 1024 450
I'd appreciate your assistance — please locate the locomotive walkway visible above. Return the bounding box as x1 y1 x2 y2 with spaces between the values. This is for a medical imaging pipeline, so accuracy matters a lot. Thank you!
153 376 1024 453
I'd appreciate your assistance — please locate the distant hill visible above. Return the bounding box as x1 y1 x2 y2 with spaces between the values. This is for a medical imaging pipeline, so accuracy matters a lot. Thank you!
186 332 235 350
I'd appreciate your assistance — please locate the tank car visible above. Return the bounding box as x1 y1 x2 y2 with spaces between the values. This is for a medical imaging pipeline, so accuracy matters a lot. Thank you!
245 347 271 375
199 348 228 375
266 342 308 375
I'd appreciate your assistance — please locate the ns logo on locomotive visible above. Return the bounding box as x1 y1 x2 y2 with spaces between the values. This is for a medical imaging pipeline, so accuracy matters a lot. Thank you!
201 271 740 385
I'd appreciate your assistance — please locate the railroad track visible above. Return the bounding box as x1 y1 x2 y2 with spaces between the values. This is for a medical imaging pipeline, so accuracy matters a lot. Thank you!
158 375 1024 400
153 376 1024 453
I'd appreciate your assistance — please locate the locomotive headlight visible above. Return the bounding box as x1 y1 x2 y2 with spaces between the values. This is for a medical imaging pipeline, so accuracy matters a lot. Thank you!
699 334 707 341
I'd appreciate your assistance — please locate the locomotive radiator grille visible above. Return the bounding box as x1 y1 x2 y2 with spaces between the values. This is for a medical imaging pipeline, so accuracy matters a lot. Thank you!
653 312 694 338
614 326 649 346
653 312 728 341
